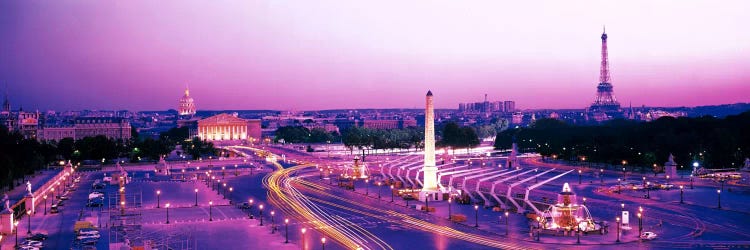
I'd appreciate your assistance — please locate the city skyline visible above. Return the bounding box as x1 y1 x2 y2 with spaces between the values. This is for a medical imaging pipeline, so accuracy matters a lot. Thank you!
1 1 749 111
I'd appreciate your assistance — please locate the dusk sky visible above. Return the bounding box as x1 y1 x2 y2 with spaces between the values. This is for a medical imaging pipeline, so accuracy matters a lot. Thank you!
1 1 749 111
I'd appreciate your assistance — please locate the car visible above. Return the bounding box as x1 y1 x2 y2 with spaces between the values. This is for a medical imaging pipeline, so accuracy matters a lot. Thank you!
20 240 43 248
77 234 101 240
240 202 252 209
79 238 98 245
16 246 39 250
640 231 658 240
50 205 59 214
25 233 48 241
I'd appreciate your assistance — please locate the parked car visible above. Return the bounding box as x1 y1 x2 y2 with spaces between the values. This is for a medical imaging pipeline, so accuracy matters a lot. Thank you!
50 204 60 213
20 240 43 248
25 233 48 241
640 231 658 240
77 234 101 240
17 245 40 250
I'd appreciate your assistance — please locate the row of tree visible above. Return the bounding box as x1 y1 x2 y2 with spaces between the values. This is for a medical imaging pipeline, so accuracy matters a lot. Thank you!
0 125 217 190
274 126 341 144
494 111 750 169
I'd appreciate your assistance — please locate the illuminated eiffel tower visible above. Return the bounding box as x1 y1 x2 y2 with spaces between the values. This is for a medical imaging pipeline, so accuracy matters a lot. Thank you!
589 27 621 117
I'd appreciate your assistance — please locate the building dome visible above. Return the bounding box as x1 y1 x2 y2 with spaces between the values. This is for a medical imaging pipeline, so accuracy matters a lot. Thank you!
178 87 196 116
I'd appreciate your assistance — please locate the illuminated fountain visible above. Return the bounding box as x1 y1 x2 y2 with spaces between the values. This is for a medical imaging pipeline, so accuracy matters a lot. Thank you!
343 156 369 179
540 183 600 232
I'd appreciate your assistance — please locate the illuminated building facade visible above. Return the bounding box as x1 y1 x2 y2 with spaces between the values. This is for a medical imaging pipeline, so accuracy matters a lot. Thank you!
197 113 249 141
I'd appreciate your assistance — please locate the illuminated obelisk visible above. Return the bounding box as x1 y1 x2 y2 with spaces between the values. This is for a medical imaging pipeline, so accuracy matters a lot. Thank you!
421 90 439 201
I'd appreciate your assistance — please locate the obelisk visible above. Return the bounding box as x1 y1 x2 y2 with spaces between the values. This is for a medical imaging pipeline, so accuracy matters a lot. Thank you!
421 90 439 200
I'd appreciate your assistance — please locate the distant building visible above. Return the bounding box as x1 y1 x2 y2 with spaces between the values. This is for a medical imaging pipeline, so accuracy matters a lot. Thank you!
40 117 132 142
503 101 515 113
178 87 196 117
362 119 417 129
198 113 261 141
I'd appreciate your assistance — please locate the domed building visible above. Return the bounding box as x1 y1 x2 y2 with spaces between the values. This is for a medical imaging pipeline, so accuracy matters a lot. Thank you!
178 87 196 117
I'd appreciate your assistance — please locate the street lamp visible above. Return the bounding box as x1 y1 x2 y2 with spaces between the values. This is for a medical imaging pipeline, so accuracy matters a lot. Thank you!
229 187 234 203
321 237 326 250
43 195 48 215
616 217 621 243
600 169 604 185
582 197 587 207
390 185 394 202
194 188 199 206
14 221 19 247
690 174 694 189
377 182 382 200
646 182 651 199
474 204 479 227
284 218 290 243
271 211 276 233
156 190 161 208
448 197 452 220
680 185 684 204
165 203 170 224
27 210 32 234
637 212 642 233
666 175 670 189
301 228 307 250
617 178 622 194
365 179 369 196
222 183 227 198
209 201 214 221
717 189 722 209
578 169 582 184
505 211 509 236
621 203 625 212
259 204 264 226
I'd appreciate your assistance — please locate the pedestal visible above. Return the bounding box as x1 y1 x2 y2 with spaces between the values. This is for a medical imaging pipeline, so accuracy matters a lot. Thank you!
664 165 677 179
25 194 35 214
0 209 13 235
419 190 441 202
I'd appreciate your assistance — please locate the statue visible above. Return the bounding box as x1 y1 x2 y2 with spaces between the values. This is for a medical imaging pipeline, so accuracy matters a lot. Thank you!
3 193 9 210
26 181 33 195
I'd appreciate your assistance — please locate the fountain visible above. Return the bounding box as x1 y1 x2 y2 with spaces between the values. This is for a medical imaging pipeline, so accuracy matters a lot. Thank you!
540 183 601 233
343 156 369 179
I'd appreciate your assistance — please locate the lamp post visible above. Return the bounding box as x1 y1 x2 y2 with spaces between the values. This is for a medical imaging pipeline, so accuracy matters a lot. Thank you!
617 178 622 194
165 203 170 224
390 185 394 202
248 199 255 218
576 224 580 244
27 210 32 234
259 204 264 226
578 169 582 185
535 217 541 241
321 237 326 250
680 185 684 204
301 228 307 250
14 221 19 247
377 182 382 200
51 188 55 205
646 182 651 199
690 174 694 189
505 211 509 236
209 201 213 221
43 195 48 215
621 203 625 212
448 197 452 220
600 169 604 185
717 189 722 209
666 175 671 190
474 204 479 227
271 211 276 233
229 187 234 203
156 190 161 208
423 195 428 212
194 188 199 206
365 179 369 196
616 217 621 243
637 212 642 233
582 197 587 207
222 183 227 198
284 218 289 243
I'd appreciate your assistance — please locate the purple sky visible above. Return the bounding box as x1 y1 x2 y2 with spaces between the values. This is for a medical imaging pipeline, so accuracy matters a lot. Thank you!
1 1 749 111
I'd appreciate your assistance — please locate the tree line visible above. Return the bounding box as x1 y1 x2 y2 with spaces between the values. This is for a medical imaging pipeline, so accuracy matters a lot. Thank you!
0 125 216 190
494 111 750 170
